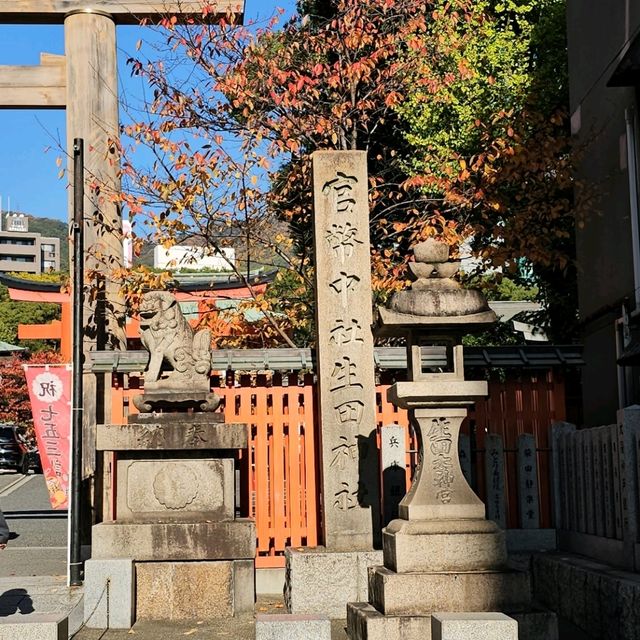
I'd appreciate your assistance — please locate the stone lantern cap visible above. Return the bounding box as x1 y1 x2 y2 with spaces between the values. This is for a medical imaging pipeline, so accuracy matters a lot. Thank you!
375 239 497 338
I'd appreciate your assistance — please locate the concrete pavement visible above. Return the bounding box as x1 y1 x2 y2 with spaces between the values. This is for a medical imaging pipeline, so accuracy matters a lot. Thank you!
0 575 83 634
0 470 67 578
72 597 349 640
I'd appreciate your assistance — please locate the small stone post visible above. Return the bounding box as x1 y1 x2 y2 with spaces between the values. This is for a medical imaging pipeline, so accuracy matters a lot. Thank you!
618 406 640 571
517 433 541 529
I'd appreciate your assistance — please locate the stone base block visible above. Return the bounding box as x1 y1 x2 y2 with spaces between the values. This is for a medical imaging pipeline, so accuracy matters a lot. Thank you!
256 613 331 640
136 559 254 621
0 614 68 640
505 529 557 553
383 519 507 573
347 602 432 640
257 567 286 595
347 603 557 640
431 612 517 640
285 547 383 619
532 552 640 639
511 611 558 640
84 558 135 629
92 519 256 561
369 566 531 616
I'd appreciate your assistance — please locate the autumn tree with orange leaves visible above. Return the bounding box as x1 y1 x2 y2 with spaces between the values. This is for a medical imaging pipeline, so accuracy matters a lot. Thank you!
0 352 62 432
116 0 577 346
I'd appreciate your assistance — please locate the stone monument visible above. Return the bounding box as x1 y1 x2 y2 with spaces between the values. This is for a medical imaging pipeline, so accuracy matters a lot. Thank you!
347 239 557 640
285 151 382 618
85 291 255 627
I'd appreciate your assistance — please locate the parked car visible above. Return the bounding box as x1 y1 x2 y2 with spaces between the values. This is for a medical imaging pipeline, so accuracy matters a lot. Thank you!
0 424 40 474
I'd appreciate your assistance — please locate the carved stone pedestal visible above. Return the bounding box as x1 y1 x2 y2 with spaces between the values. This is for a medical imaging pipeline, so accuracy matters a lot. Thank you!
88 413 255 625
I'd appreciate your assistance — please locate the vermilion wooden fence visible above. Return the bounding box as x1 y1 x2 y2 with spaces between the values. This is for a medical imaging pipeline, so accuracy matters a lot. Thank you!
108 370 565 568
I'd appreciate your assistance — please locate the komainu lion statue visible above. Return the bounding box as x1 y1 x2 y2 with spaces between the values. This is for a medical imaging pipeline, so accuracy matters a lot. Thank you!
134 291 219 412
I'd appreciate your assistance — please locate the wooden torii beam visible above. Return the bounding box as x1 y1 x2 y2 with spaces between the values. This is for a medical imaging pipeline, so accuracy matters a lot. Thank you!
0 53 66 108
0 1 242 23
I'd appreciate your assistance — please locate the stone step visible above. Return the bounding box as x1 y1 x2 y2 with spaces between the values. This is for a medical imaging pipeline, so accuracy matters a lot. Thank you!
347 602 431 640
0 576 83 638
346 602 558 640
256 613 331 640
0 613 68 640
368 567 531 616
432 612 517 640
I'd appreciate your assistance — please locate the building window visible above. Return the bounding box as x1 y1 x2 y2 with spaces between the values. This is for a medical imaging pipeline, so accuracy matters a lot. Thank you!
41 244 56 253
0 237 35 246
0 255 35 263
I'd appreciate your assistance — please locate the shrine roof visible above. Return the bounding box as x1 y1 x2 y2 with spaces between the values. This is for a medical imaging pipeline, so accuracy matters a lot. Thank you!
0 268 277 301
91 344 585 373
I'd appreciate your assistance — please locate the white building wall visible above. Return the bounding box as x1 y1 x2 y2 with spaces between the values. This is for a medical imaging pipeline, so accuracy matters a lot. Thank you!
153 245 235 271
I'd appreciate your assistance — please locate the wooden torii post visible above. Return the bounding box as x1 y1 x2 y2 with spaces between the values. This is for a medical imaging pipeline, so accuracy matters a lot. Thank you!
0 1 243 474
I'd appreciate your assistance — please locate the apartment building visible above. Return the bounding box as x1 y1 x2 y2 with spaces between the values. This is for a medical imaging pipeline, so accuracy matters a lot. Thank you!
567 1 640 424
0 214 60 274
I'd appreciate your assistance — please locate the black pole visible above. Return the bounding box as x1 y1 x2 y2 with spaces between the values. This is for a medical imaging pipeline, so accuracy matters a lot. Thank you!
70 138 84 586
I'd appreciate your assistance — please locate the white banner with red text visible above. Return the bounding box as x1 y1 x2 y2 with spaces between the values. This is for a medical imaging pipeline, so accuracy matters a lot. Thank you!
24 364 71 510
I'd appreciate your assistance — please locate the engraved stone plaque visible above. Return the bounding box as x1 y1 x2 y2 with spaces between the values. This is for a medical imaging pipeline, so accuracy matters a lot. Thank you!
116 458 234 522
517 433 540 529
484 434 506 529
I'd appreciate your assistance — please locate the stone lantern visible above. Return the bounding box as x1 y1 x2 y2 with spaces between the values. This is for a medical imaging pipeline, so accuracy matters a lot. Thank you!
347 239 548 640
375 238 504 558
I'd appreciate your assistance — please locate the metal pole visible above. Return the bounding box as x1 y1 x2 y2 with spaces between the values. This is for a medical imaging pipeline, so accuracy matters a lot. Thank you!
70 138 84 586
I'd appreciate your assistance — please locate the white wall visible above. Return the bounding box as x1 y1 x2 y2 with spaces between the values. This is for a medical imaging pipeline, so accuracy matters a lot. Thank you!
153 245 235 271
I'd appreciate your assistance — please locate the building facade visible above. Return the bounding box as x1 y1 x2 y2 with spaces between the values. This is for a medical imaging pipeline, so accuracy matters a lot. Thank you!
567 1 640 424
0 214 60 274
153 244 235 272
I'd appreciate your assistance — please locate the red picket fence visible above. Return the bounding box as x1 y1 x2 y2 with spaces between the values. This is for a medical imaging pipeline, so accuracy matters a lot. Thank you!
109 370 566 568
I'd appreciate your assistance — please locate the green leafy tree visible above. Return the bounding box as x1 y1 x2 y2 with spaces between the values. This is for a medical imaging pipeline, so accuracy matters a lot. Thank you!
0 281 61 350
396 0 577 341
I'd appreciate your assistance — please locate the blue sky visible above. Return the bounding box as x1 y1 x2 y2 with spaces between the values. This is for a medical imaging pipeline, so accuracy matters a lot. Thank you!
0 0 297 222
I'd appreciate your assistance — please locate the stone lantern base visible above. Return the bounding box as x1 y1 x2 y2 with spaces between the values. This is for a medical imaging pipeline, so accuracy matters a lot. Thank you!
346 518 558 640
383 518 508 573
347 602 559 640
345 392 558 639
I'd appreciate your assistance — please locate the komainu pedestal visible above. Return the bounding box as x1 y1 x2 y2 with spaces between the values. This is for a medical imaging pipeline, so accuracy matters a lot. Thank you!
88 292 255 626
346 240 557 640
92 412 255 623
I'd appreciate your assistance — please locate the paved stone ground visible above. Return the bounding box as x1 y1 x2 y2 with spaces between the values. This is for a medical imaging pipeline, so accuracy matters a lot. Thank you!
0 575 84 634
0 470 68 578
72 597 349 640
71 597 586 640
0 584 581 640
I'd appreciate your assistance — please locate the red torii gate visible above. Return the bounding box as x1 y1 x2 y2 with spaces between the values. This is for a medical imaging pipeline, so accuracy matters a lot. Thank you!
4 274 272 361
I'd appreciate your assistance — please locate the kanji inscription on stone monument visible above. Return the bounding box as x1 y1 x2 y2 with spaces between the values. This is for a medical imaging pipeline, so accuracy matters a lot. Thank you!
312 150 379 551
